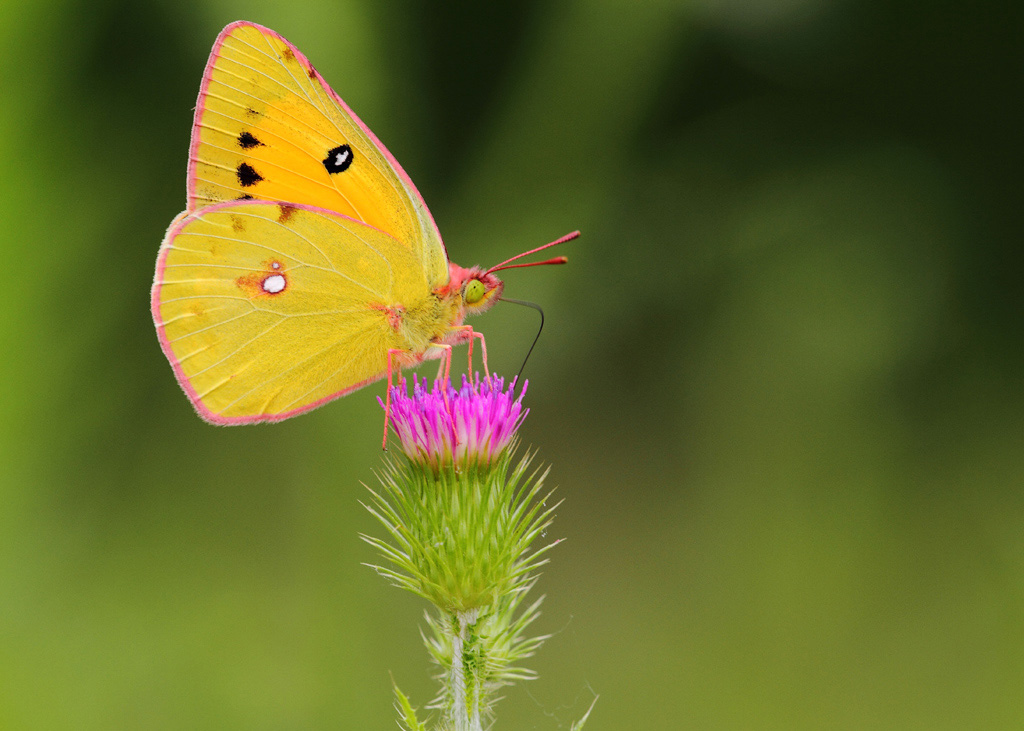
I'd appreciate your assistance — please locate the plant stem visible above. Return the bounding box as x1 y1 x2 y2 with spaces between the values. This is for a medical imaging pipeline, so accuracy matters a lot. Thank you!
450 608 482 731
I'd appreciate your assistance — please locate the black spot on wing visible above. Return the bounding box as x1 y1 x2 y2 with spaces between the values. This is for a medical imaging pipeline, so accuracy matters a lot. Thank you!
323 144 353 174
238 194 254 200
237 163 263 187
238 131 263 149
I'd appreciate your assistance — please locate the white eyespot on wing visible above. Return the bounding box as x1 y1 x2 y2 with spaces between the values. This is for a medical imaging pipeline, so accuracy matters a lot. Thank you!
262 274 286 294
322 144 354 174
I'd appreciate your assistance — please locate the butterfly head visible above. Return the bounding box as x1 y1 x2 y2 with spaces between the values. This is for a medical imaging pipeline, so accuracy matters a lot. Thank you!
445 231 580 316
449 264 504 314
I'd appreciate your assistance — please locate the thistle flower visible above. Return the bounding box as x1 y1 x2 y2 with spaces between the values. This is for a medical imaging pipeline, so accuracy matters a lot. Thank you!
364 375 554 611
363 373 592 731
381 375 528 472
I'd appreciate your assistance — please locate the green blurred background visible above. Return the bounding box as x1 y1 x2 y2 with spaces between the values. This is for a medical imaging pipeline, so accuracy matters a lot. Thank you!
1 0 1022 728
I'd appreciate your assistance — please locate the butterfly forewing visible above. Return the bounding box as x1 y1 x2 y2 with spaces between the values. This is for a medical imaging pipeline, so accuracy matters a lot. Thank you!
188 22 448 285
153 201 437 422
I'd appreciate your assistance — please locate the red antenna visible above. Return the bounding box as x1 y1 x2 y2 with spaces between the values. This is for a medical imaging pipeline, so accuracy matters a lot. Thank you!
486 230 579 274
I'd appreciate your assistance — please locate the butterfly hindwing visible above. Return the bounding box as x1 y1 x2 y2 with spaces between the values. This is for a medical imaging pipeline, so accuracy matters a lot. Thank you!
188 21 449 286
152 201 439 423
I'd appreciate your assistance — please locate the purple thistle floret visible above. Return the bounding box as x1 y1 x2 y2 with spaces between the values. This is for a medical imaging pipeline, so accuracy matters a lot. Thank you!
382 375 528 470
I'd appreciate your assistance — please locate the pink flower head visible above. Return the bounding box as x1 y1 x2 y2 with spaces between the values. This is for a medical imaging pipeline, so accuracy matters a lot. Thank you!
382 375 528 471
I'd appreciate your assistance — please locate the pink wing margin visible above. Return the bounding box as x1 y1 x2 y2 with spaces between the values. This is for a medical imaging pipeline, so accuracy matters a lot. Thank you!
185 21 447 259
151 200 403 425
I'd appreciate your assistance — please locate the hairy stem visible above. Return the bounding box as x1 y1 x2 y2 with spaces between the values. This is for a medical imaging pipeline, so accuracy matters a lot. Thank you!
449 609 482 731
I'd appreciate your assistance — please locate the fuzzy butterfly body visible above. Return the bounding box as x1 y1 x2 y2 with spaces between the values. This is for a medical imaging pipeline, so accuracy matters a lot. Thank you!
153 22 572 424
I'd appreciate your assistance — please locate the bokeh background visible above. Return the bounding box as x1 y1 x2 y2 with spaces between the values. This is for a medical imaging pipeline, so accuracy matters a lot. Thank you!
2 0 1022 728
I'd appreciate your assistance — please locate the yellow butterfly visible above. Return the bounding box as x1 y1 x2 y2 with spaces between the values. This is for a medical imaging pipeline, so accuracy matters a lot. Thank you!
152 21 575 425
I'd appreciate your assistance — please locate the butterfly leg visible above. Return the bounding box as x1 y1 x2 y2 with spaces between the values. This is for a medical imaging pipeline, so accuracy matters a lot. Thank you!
434 347 449 383
474 331 489 380
429 343 457 422
383 348 406 450
432 343 453 386
450 326 489 383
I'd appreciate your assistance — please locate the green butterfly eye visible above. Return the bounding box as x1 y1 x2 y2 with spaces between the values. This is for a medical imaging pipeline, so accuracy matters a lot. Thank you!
464 279 486 305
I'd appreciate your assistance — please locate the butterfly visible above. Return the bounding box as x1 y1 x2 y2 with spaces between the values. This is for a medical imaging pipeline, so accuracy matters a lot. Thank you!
151 21 576 427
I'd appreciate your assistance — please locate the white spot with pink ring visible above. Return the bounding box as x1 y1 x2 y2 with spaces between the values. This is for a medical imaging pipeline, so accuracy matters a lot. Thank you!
262 274 286 293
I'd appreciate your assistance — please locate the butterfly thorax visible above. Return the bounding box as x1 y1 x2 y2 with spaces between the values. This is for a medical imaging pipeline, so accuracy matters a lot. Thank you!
395 290 465 358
